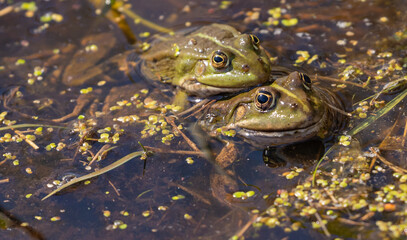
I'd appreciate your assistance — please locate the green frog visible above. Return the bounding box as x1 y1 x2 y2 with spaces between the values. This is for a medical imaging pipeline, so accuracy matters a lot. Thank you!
140 23 286 100
202 71 344 148
200 71 345 203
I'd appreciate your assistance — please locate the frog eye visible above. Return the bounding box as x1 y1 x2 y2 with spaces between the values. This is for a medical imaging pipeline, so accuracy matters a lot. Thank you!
255 90 276 111
211 51 229 69
299 73 312 90
250 34 260 49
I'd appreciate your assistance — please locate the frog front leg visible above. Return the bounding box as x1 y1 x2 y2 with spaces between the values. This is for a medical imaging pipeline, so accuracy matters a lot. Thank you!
210 141 239 205
171 89 190 111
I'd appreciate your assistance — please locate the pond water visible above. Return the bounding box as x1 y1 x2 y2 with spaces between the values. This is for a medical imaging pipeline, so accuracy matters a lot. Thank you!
0 0 406 239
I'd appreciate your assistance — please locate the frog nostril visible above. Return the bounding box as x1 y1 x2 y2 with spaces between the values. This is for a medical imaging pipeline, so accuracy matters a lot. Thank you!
242 64 250 72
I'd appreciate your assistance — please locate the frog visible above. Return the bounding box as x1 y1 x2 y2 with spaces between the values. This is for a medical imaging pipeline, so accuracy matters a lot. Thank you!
140 23 288 103
202 71 344 147
200 71 345 203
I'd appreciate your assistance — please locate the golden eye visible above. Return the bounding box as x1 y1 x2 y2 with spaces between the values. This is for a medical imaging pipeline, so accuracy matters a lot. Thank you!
250 34 260 49
299 73 312 90
255 90 276 111
211 51 229 69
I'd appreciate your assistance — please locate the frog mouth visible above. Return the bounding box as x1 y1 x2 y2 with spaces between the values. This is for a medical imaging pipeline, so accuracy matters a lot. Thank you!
234 110 329 147
180 81 246 98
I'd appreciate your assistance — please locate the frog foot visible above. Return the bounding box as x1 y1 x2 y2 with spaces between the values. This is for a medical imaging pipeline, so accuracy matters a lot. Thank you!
210 169 238 205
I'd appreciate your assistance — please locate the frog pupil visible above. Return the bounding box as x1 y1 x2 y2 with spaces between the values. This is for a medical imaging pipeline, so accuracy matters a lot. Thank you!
257 94 269 104
251 35 260 45
213 55 223 63
302 74 311 84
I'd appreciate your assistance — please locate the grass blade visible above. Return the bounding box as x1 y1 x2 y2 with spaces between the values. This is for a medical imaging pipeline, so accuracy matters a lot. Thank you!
42 150 143 200
0 124 67 131
313 87 407 185
348 87 407 136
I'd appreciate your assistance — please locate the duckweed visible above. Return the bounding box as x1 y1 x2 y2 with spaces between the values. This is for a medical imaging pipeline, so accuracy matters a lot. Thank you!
50 216 61 222
171 195 185 201
157 206 168 211
142 210 151 217
25 168 32 174
80 87 93 94
339 135 351 146
120 211 129 216
185 157 194 164
103 210 111 217
294 50 310 65
139 32 150 38
15 59 26 65
118 223 127 230
233 191 256 200
281 18 298 27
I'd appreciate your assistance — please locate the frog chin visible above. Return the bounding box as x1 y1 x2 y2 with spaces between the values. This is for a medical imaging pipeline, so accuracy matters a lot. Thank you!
235 110 328 148
179 79 245 97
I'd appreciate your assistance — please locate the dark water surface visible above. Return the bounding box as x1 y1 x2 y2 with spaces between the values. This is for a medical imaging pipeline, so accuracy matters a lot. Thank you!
0 0 406 239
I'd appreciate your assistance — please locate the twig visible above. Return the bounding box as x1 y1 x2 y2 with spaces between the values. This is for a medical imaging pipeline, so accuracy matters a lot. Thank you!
2 87 40 120
232 214 258 239
308 200 331 237
370 147 407 174
316 75 365 88
87 150 95 159
213 210 234 225
13 129 39 150
175 99 212 118
156 202 175 226
108 180 120 196
193 212 206 234
337 217 369 226
369 156 377 172
402 117 407 148
170 182 211 205
88 144 112 166
326 102 352 117
360 211 375 221
117 4 173 33
323 188 338 204
183 100 216 119
0 5 14 17
0 178 9 184
52 94 92 122
379 114 401 149
144 146 204 156
350 62 378 77
164 116 200 152
295 24 331 33
402 119 407 165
